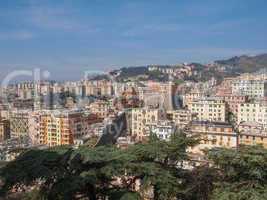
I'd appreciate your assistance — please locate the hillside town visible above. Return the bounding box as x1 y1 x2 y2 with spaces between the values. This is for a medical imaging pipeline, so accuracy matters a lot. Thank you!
1 58 266 163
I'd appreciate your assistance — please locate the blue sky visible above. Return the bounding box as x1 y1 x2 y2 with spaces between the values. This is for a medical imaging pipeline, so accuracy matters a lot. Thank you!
0 0 267 80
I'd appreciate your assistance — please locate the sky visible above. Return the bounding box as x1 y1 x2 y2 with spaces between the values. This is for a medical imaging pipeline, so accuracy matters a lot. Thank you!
0 0 267 81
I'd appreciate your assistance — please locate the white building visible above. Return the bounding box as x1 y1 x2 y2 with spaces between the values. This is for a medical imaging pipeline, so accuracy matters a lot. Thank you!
146 120 176 141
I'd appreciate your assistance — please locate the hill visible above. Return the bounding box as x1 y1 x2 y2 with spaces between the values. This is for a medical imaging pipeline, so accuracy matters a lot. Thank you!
215 53 267 73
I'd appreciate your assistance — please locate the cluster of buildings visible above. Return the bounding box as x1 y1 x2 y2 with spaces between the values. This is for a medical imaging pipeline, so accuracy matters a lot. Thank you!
127 72 267 155
0 70 267 160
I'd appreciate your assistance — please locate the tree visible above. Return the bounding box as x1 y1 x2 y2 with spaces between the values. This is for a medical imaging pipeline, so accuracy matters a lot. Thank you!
208 145 267 200
0 132 198 200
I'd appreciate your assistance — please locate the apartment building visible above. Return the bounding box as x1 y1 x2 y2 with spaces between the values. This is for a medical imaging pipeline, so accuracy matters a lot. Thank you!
10 110 29 138
131 107 165 141
237 102 267 130
89 100 113 119
232 79 267 98
16 82 35 99
167 109 193 128
188 97 227 122
188 121 237 154
36 110 100 147
182 90 205 107
217 95 248 116
83 80 113 97
238 122 267 148
0 119 10 142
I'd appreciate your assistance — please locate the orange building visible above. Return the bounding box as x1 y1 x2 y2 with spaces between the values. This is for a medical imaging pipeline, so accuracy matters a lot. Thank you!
30 110 100 147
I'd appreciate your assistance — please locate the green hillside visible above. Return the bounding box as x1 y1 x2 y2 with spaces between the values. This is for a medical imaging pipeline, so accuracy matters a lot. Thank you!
215 53 267 73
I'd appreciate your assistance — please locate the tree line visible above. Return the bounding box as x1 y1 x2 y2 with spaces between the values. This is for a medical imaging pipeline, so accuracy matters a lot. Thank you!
1 132 267 200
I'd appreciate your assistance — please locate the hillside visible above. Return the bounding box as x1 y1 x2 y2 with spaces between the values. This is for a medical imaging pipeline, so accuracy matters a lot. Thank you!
215 53 267 73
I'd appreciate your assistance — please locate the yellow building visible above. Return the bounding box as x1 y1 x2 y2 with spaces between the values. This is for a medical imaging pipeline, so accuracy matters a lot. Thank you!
131 107 164 141
237 102 267 130
182 90 205 107
167 109 193 128
238 122 267 148
188 97 227 122
188 121 237 154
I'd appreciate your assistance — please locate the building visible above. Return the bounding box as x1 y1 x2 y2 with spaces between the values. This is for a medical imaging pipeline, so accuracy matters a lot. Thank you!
188 121 237 154
131 107 165 141
237 102 267 130
138 81 177 110
16 82 35 99
83 80 113 97
182 90 205 107
167 109 193 128
89 100 113 119
215 78 233 96
238 122 267 148
0 119 10 142
37 110 100 147
232 79 267 99
10 110 29 138
146 120 176 141
217 95 248 116
188 97 227 122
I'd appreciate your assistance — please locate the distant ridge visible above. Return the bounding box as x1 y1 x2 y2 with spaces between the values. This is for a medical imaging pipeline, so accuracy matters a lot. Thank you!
215 53 267 73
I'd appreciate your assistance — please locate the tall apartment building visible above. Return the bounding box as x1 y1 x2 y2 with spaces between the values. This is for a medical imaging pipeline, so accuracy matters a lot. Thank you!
31 110 100 147
188 97 227 122
10 110 29 138
232 79 267 98
0 119 10 142
237 102 267 130
131 107 165 141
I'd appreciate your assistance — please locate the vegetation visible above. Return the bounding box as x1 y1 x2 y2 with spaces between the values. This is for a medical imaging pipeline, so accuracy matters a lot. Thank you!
1 133 267 200
215 54 267 73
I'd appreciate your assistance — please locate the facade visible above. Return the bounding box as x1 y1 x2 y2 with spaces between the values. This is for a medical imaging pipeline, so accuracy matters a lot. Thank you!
89 100 113 119
182 90 205 107
138 81 177 110
188 97 227 122
16 82 35 99
218 95 248 116
238 122 267 148
83 80 113 97
146 120 176 141
237 102 267 130
10 110 29 138
37 110 100 147
188 121 237 154
232 79 267 98
167 109 193 128
131 107 165 141
0 119 10 142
